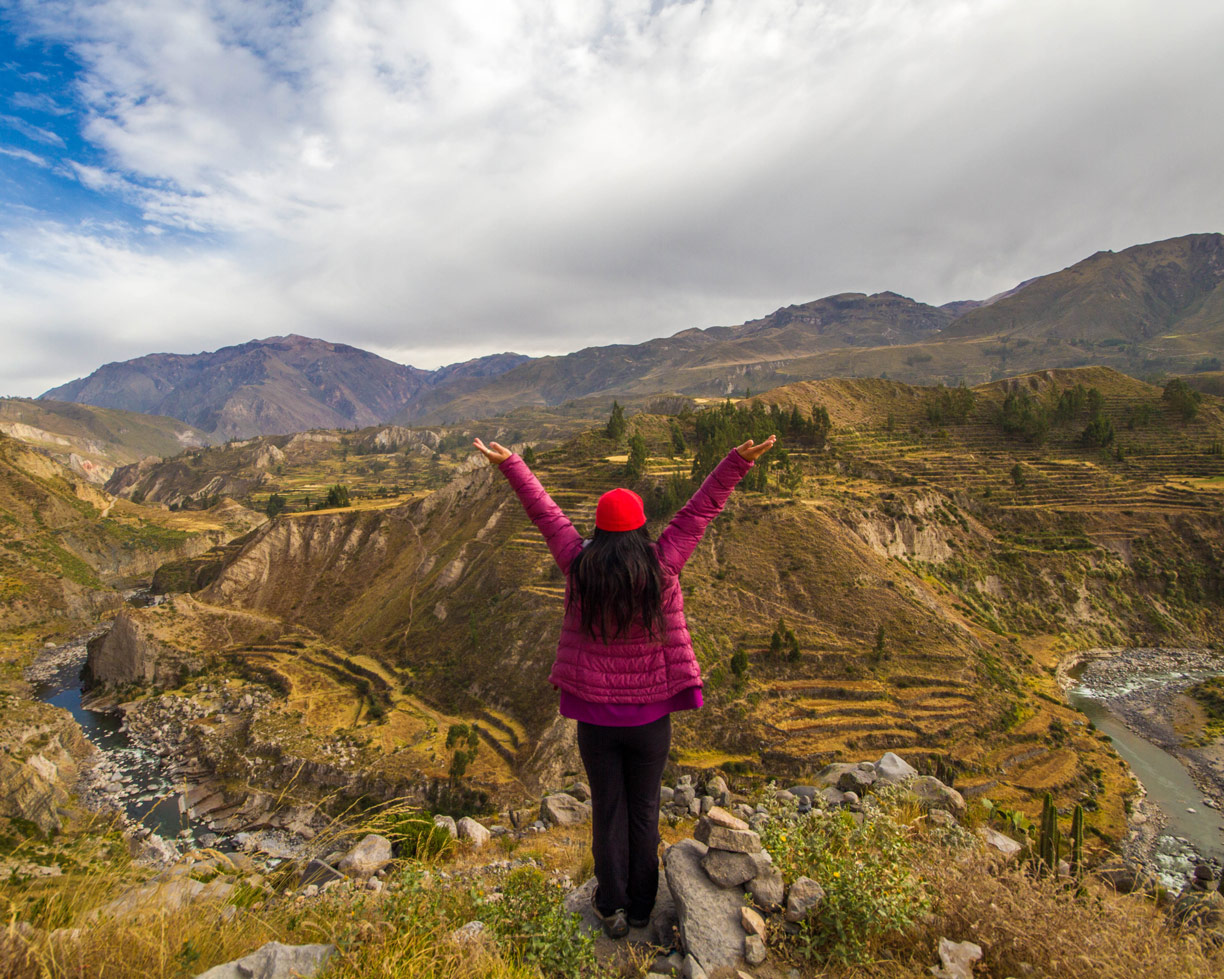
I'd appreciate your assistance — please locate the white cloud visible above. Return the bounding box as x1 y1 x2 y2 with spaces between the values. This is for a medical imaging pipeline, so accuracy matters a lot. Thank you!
2 0 1224 397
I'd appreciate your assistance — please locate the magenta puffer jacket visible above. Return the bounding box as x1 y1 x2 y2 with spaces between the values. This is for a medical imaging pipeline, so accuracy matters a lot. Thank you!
498 448 753 703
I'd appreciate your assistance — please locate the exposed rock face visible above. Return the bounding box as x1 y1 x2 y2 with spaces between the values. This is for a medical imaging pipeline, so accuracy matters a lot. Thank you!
663 839 746 972
83 611 203 689
0 707 94 833
907 776 967 818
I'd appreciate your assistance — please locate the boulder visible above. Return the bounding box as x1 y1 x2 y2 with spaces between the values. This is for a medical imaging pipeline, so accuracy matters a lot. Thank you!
979 827 1022 859
674 786 697 809
565 874 676 946
875 752 918 782
660 786 675 805
194 941 334 979
787 784 819 800
836 768 876 795
907 776 966 819
820 786 849 808
456 817 490 848
927 809 957 829
540 793 592 827
930 937 983 979
433 815 457 837
567 782 592 803
448 921 488 946
815 763 857 787
785 876 825 923
664 839 747 971
746 866 785 911
694 818 761 854
701 848 767 888
706 776 730 805
337 834 392 878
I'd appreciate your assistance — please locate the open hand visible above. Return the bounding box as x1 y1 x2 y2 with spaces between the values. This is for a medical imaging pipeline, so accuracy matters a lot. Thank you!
473 438 512 464
735 434 776 462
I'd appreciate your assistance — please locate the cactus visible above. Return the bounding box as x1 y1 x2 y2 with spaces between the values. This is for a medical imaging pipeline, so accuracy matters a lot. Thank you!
1069 804 1085 878
1038 792 1060 877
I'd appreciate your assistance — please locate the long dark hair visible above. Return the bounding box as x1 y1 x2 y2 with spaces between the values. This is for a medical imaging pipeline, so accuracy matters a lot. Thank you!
567 527 664 642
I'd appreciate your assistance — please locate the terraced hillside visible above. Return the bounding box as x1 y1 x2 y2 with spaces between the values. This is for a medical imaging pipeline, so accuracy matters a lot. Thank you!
102 367 1223 843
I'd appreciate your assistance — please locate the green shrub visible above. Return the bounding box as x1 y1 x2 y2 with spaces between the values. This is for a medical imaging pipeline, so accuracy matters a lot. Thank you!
482 866 597 977
386 816 455 860
760 798 930 964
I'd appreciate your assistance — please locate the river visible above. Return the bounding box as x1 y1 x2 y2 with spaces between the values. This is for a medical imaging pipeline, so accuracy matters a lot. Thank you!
26 627 202 850
1066 648 1224 888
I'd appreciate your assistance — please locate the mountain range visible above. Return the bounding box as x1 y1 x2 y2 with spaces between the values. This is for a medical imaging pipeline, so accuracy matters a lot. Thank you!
38 233 1224 436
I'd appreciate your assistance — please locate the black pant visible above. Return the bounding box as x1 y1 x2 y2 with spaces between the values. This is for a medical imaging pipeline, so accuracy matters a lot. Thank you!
576 714 671 919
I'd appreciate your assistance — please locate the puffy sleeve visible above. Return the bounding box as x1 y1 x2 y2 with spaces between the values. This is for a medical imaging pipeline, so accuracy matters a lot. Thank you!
498 454 585 574
654 450 753 575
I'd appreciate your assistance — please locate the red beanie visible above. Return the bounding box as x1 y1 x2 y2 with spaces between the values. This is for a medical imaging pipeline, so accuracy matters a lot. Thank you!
595 488 646 532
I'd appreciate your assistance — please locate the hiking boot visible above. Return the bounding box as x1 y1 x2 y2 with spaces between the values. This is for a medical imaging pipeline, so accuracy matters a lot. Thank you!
627 913 650 929
599 908 629 939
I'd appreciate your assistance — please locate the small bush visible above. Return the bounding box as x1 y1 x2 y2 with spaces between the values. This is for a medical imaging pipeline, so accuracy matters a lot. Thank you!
481 866 597 978
759 795 930 964
387 816 455 860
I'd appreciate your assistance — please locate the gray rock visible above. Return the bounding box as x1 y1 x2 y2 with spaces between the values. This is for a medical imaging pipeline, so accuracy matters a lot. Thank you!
433 815 457 837
448 921 488 945
907 777 966 818
456 817 490 848
931 937 983 979
660 786 675 805
785 876 825 923
837 768 876 794
701 848 766 888
787 784 819 800
815 763 857 787
979 827 1022 859
299 860 345 887
694 818 761 854
875 752 918 782
927 809 957 829
746 866 785 911
682 953 707 979
338 834 392 878
664 839 746 971
707 776 730 805
774 790 797 805
540 793 592 827
820 786 849 808
699 795 714 815
744 934 766 966
567 782 592 803
674 786 697 809
194 941 334 979
566 874 677 945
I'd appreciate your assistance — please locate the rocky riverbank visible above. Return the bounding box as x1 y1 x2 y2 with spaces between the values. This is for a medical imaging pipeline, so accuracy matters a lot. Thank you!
1069 647 1224 810
1058 646 1224 884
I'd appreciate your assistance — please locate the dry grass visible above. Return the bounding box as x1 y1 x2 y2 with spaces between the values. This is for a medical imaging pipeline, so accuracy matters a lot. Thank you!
911 850 1224 979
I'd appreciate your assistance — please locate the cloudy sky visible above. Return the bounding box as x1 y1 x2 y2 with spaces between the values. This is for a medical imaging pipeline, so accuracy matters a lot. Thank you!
1 0 1222 397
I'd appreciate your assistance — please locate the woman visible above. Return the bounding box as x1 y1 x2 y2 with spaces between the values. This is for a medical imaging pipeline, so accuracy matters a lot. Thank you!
473 432 775 938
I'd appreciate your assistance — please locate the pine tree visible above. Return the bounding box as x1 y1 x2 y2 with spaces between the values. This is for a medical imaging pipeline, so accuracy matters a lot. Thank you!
605 400 626 440
730 647 748 677
522 445 536 465
626 434 648 479
669 420 686 457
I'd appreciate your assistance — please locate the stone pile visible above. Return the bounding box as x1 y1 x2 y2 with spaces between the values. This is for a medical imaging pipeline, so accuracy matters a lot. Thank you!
662 806 790 976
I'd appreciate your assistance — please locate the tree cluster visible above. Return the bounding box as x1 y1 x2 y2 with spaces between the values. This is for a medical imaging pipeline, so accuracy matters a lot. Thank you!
445 723 481 780
924 384 975 425
770 617 801 662
1163 378 1202 422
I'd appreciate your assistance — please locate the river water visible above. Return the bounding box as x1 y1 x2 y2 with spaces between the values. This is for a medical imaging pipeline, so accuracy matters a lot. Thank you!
1067 655 1224 887
27 630 198 848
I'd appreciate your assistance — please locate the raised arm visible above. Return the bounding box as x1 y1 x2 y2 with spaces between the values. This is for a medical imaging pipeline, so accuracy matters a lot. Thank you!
655 436 775 575
476 440 584 574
